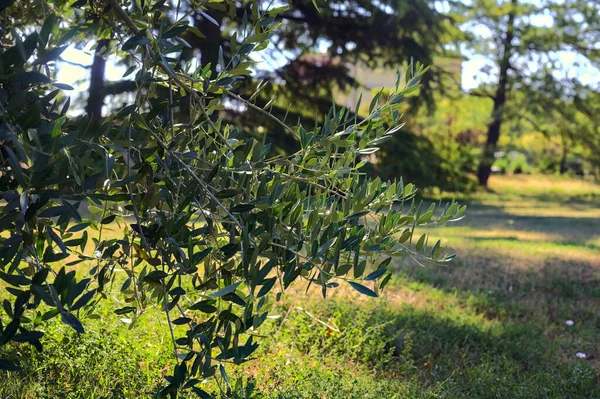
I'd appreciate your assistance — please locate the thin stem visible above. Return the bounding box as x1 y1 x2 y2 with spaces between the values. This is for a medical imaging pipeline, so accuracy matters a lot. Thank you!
296 306 340 332
126 123 142 308
162 279 179 360
278 171 348 199
225 89 299 139
168 78 175 141
26 245 64 312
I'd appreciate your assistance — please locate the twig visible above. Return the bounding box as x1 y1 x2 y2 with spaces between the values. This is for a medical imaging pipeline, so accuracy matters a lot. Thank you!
125 123 142 308
168 78 175 141
225 89 299 139
26 245 64 313
162 276 179 360
278 171 348 199
297 306 340 332
108 0 138 33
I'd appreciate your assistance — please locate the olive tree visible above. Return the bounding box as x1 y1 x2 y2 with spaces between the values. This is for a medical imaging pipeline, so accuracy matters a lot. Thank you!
0 0 465 397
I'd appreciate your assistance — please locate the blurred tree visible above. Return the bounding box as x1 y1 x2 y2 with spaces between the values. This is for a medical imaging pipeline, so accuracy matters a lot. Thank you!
516 78 600 175
77 0 455 143
367 128 479 193
244 0 451 105
371 94 489 192
457 0 600 185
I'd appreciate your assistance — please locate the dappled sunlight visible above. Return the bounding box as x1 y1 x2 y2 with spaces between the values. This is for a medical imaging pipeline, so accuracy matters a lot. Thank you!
586 236 600 249
249 273 599 397
3 174 599 397
486 202 600 218
242 175 600 387
282 277 502 331
380 175 600 379
1 0 599 394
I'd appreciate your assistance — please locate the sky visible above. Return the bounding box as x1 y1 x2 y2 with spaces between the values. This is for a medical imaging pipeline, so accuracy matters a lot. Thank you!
57 45 127 89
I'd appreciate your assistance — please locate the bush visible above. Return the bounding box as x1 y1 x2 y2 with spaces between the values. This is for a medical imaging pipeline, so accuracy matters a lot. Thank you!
493 151 531 175
371 130 478 193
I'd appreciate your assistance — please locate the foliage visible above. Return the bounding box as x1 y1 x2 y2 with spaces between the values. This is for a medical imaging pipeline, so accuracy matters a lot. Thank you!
236 0 456 115
133 0 453 108
0 316 168 397
513 82 600 176
54 0 457 157
370 94 487 192
0 0 465 397
493 151 530 175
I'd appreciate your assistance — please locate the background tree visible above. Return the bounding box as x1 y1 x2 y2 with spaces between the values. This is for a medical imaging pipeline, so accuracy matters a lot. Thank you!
457 0 600 185
72 0 456 149
517 77 600 174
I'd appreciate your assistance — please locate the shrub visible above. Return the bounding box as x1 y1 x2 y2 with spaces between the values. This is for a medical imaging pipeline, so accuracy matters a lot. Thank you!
370 129 477 193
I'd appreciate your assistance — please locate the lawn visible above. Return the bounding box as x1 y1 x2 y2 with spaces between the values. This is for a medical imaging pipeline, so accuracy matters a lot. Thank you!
1 175 599 398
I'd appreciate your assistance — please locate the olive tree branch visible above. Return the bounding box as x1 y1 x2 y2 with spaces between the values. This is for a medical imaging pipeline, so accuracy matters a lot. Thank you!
150 129 244 231
108 0 233 151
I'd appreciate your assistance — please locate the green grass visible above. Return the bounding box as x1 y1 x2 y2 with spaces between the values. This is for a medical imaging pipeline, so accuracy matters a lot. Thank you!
2 175 600 398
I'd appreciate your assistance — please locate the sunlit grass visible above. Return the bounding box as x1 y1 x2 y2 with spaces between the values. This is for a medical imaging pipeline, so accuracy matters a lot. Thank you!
428 234 599 262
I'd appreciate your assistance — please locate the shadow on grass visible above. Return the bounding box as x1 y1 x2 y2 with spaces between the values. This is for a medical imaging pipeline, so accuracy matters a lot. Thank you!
2 271 598 399
408 191 600 301
446 208 597 237
431 182 599 207
400 253 600 314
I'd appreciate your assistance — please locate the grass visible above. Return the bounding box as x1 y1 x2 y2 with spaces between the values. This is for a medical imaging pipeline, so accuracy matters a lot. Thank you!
1 174 600 398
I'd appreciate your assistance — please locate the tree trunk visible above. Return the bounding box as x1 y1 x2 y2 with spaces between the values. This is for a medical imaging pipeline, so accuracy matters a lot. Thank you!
192 10 224 74
560 136 568 174
86 39 110 119
476 0 517 186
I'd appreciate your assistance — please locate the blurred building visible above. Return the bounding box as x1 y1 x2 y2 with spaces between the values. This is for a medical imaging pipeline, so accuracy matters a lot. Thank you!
339 56 463 115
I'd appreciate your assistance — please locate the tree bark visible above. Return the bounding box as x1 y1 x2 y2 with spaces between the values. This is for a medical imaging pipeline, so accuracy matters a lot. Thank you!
477 0 517 186
86 39 110 119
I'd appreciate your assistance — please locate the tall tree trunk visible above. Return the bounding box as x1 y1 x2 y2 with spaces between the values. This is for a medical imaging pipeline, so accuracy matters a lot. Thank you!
86 39 109 119
559 135 568 174
192 10 224 74
476 0 517 186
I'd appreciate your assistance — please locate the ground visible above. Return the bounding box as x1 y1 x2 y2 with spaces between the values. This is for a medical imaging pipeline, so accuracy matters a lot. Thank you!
1 175 599 398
